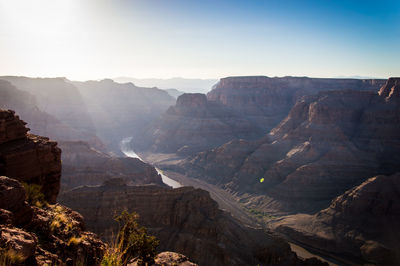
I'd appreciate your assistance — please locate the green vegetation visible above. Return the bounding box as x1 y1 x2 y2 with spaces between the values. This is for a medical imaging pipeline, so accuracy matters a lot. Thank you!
22 182 47 208
101 211 159 266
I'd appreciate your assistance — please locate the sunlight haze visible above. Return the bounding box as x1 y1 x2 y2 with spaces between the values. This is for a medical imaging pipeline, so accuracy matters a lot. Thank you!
0 0 399 80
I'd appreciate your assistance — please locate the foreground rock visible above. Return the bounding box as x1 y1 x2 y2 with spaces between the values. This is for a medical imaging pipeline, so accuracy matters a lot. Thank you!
0 176 105 265
271 173 400 265
60 180 327 266
0 109 61 203
180 78 400 213
59 141 165 191
0 109 105 265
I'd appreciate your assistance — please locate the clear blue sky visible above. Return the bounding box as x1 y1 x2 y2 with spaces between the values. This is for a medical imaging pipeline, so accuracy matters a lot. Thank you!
0 0 398 80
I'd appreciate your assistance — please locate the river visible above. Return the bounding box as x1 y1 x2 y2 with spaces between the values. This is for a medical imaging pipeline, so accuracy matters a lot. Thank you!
120 137 182 188
120 137 338 265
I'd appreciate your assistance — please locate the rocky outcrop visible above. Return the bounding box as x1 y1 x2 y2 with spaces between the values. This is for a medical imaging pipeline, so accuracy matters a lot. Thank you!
208 76 385 131
133 93 264 155
379 77 400 101
59 141 165 191
0 109 61 203
0 78 105 151
271 173 400 265
180 78 400 213
0 109 28 144
0 110 105 265
153 252 197 266
73 79 175 153
59 181 325 266
0 176 105 265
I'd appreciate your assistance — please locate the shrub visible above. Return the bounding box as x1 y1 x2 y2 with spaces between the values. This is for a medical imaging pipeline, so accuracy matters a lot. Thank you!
101 211 159 266
68 236 83 246
22 182 47 208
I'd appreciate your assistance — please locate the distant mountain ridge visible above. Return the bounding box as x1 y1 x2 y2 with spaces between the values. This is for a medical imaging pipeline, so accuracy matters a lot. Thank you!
113 77 218 93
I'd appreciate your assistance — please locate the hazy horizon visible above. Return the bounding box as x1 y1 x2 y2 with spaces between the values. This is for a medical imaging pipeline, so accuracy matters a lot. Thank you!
0 0 399 80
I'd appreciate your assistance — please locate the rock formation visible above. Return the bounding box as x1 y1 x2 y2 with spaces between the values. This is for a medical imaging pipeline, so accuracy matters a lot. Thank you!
0 109 61 203
59 181 326 266
180 78 400 213
153 252 197 266
271 173 400 265
59 140 165 191
0 109 105 265
208 76 386 132
132 93 264 155
379 77 400 100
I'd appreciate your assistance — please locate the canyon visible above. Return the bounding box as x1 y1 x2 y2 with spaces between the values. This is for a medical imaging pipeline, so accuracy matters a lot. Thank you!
134 76 400 264
2 74 399 265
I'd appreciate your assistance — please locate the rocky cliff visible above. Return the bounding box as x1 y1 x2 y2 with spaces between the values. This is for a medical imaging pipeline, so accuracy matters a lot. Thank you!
132 93 264 155
59 140 165 191
59 180 326 266
180 78 400 213
208 76 386 132
0 109 105 265
271 173 400 265
0 109 61 203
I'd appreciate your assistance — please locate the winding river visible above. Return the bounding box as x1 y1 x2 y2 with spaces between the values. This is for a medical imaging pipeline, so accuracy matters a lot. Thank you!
120 137 182 188
120 137 338 265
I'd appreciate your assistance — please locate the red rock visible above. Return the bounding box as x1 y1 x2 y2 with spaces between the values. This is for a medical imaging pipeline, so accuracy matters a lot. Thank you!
0 225 37 261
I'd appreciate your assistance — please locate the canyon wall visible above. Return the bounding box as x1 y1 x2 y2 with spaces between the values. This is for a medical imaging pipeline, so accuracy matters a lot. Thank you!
272 173 400 265
60 180 326 266
180 78 400 213
59 140 165 191
132 93 264 155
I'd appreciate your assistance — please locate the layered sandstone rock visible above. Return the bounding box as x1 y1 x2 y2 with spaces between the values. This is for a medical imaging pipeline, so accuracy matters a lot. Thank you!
271 173 400 265
59 141 165 191
59 181 325 266
0 109 61 203
208 76 386 131
0 110 105 265
133 93 264 155
180 78 400 213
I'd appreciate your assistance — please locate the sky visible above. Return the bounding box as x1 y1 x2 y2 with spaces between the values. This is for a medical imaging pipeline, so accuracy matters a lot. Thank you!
0 0 399 80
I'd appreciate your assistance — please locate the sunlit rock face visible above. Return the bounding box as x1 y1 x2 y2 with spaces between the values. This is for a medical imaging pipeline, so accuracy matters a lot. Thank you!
60 182 326 266
180 78 400 213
